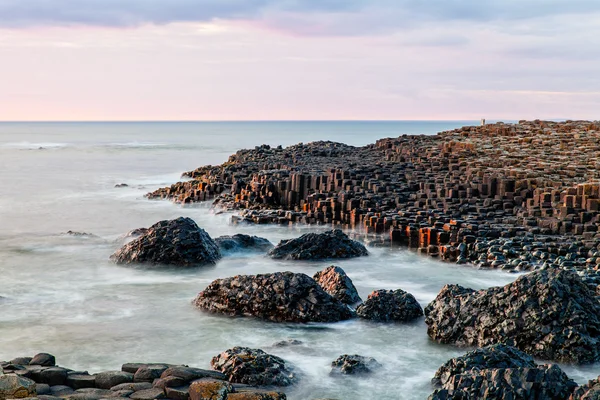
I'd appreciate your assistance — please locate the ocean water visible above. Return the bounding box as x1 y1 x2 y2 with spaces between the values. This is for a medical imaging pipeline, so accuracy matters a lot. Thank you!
0 121 594 399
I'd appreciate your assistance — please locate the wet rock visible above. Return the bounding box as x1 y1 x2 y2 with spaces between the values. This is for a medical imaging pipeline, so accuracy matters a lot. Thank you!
432 344 536 387
130 388 167 399
110 217 221 267
356 289 423 322
49 385 74 396
36 383 50 395
115 183 129 188
10 358 32 366
210 347 297 387
0 374 36 399
330 355 381 376
30 354 56 367
94 371 134 389
188 379 233 400
63 231 99 238
268 230 368 260
154 376 187 390
313 266 361 305
66 374 96 389
214 234 273 254
37 367 68 386
134 365 170 383
160 367 226 383
194 272 354 323
111 382 153 392
570 376 600 399
425 268 600 363
272 340 303 348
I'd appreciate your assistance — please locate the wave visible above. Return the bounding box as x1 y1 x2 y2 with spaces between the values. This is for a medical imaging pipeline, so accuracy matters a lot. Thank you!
1 141 70 150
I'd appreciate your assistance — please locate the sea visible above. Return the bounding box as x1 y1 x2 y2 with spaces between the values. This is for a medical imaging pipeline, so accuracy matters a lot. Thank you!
0 121 596 399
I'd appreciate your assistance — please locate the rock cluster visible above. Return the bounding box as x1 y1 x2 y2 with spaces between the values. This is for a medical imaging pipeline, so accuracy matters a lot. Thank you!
214 234 273 254
211 347 297 387
193 271 354 323
110 217 221 267
330 355 381 376
0 353 286 400
356 289 423 322
570 376 600 399
429 345 577 400
267 230 368 260
312 266 361 305
147 120 600 275
425 267 600 363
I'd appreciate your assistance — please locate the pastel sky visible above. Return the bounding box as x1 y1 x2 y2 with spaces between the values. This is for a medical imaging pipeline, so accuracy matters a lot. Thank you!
1 0 599 121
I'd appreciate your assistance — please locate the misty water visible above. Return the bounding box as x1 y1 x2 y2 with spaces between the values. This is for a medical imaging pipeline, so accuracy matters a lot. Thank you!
1 121 597 399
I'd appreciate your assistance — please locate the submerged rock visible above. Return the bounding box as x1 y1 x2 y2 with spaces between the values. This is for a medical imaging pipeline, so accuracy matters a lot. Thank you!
211 347 298 387
425 268 600 363
194 272 354 323
330 355 381 376
268 230 368 260
356 289 423 322
214 234 273 254
110 217 221 267
313 266 361 305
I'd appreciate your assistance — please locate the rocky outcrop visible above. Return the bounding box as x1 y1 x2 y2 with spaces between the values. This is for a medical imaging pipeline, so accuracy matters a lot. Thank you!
0 374 36 399
313 266 361 305
214 234 273 254
194 272 354 323
356 289 423 322
211 348 297 387
330 355 381 376
570 376 600 399
429 345 577 399
268 230 368 260
425 268 600 363
110 217 221 267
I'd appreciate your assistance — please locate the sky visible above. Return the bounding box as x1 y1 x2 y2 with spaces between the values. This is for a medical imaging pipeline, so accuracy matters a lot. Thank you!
0 0 599 121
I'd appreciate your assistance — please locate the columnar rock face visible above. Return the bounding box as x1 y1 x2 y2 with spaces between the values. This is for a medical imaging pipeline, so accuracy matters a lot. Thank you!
313 266 361 304
356 289 423 322
193 272 354 323
214 234 273 254
0 354 285 400
147 121 600 273
267 230 368 260
425 268 600 363
330 355 381 376
110 217 222 267
211 348 297 387
429 345 577 400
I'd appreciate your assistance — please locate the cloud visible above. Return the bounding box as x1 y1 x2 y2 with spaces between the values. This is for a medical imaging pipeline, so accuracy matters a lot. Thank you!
1 0 600 36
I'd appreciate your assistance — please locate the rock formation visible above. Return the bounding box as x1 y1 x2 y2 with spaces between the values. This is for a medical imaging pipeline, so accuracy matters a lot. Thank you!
214 234 273 254
330 355 381 376
356 289 423 322
313 266 361 305
267 230 368 260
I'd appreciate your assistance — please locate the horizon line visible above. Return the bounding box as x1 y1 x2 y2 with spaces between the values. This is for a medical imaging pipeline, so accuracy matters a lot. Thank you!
0 118 531 123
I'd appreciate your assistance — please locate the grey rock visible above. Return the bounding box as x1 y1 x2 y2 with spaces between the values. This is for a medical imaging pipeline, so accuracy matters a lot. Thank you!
268 230 368 260
330 355 381 375
30 354 56 367
94 371 133 390
356 289 423 322
160 367 226 383
129 388 166 399
66 374 96 390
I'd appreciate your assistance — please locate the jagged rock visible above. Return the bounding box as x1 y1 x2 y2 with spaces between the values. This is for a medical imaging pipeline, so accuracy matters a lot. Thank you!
30 354 55 367
189 379 233 400
210 347 297 387
330 355 381 376
194 272 354 323
0 374 36 399
110 217 221 267
429 364 577 400
570 376 600 399
313 266 361 305
267 230 368 260
214 234 273 254
432 344 536 387
425 268 600 363
93 371 133 389
356 289 423 322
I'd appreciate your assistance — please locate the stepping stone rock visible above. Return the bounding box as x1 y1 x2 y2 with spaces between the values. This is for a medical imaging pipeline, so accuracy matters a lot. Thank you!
313 266 361 304
214 234 273 254
30 353 56 367
160 367 226 384
49 385 74 396
94 371 134 389
356 289 423 322
130 388 167 399
268 230 368 260
38 367 68 386
189 379 232 400
134 365 170 383
330 355 381 376
66 374 96 389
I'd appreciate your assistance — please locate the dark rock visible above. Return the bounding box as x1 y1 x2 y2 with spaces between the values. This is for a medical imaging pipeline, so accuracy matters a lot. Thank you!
268 230 368 260
425 268 600 363
432 344 536 387
134 365 170 383
111 382 153 392
122 363 148 374
164 385 190 400
115 183 129 188
160 366 226 383
37 383 51 395
210 347 298 387
0 375 36 398
154 376 187 390
66 374 96 389
194 272 354 323
94 371 134 389
69 387 113 399
356 289 423 322
272 339 303 348
121 229 150 241
49 385 74 396
214 234 273 254
330 355 381 375
37 396 63 400
188 379 232 400
64 231 99 238
110 217 221 267
10 357 32 366
30 353 56 367
38 367 68 386
570 376 600 399
130 388 167 399
313 266 361 305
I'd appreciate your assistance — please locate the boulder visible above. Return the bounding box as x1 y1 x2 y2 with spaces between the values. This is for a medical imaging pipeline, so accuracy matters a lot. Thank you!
134 365 170 383
30 354 56 367
425 268 600 363
0 374 36 399
267 230 368 260
37 367 68 386
66 374 96 389
330 355 381 376
93 371 133 389
194 272 354 323
356 289 423 322
570 376 600 399
10 358 32 366
160 366 226 383
214 234 273 254
210 347 297 387
188 379 233 400
110 217 221 267
313 266 361 305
